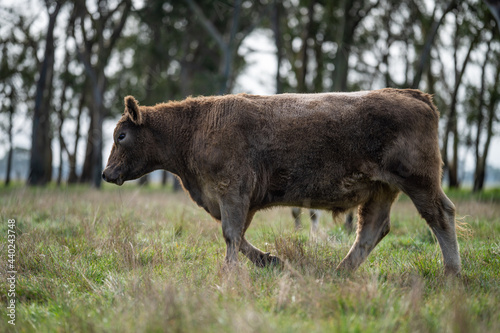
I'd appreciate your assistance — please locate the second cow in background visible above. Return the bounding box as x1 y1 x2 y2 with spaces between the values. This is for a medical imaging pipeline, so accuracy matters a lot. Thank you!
292 208 356 234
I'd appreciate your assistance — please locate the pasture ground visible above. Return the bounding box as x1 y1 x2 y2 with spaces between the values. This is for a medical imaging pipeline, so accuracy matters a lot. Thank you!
1 184 499 332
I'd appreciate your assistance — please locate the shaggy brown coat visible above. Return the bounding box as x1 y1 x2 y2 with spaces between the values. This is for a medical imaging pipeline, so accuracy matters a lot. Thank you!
102 88 461 275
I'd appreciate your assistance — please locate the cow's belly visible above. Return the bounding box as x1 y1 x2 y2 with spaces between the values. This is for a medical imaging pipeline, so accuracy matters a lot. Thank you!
259 170 377 212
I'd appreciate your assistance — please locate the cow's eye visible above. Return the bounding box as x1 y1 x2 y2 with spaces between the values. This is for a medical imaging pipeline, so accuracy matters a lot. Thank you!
118 133 126 141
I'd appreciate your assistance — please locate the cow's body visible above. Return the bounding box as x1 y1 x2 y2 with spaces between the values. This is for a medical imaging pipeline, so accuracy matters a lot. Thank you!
102 88 461 275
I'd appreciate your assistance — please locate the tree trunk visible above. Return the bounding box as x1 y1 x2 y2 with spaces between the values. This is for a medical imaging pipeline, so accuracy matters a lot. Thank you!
161 171 168 186
57 141 63 186
442 21 479 188
475 102 497 191
67 92 84 184
449 124 460 188
5 103 14 187
297 0 315 93
56 50 71 186
272 0 283 94
74 1 131 188
484 0 500 33
90 75 105 188
5 142 13 187
80 115 94 183
313 38 324 92
411 0 457 89
331 0 356 92
56 107 66 186
331 0 378 92
473 40 491 192
474 159 486 192
474 61 500 191
28 2 62 185
220 0 241 94
186 0 251 95
78 71 105 188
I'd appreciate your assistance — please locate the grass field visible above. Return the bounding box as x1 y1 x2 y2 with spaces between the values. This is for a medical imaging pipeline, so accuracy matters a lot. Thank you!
1 184 499 332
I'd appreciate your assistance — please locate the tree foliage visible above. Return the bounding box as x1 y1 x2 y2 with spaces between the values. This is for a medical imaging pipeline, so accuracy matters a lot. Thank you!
0 0 498 190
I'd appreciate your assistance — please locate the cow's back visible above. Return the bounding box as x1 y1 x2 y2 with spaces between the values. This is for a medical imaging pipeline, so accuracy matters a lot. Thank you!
224 89 440 210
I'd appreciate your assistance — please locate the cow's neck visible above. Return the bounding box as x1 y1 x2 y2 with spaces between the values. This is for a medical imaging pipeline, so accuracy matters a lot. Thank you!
149 101 198 181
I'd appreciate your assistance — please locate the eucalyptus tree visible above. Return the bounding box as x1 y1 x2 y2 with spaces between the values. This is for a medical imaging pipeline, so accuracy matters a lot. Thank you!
28 0 63 186
71 0 132 188
0 5 40 186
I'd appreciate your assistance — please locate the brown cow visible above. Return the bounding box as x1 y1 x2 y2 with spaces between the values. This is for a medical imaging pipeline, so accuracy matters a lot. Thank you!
102 88 461 275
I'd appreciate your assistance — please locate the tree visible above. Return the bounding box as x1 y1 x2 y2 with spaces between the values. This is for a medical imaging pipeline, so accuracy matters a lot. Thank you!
276 0 379 93
469 33 500 191
440 3 482 188
28 0 63 186
72 0 132 188
55 40 72 186
274 0 332 93
2 0 499 191
411 0 457 89
271 0 284 93
0 5 39 186
331 0 380 92
185 0 269 94
0 32 17 186
1 88 15 186
484 0 500 31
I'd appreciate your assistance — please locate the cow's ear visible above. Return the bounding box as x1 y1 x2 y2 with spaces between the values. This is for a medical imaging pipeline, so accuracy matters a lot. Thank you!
124 96 142 125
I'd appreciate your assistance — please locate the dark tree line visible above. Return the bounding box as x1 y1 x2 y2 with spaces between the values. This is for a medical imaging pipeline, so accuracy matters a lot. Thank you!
0 0 499 191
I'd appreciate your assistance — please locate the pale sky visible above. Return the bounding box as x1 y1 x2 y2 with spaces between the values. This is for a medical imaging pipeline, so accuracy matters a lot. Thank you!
234 31 500 170
1 8 499 176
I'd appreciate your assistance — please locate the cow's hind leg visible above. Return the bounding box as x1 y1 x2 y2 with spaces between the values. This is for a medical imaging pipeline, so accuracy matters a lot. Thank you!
336 185 399 272
402 182 461 275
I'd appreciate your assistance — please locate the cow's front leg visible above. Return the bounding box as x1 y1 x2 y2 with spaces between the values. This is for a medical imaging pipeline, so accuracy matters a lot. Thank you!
219 195 249 266
235 210 283 268
240 238 282 267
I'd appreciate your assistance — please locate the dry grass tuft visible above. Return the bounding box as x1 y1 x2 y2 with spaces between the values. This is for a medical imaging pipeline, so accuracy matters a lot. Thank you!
455 216 474 240
0 186 499 332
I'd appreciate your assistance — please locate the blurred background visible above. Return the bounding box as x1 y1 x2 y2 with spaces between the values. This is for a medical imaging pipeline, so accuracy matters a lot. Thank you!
0 0 499 191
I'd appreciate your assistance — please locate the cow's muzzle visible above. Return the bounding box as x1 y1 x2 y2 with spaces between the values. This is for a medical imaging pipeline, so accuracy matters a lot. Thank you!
102 167 124 186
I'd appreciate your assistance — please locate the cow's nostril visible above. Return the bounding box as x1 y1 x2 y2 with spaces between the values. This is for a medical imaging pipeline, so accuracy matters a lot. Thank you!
102 172 107 181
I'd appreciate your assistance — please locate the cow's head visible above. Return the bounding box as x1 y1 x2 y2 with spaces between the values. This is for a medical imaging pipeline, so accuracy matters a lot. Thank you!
102 96 159 185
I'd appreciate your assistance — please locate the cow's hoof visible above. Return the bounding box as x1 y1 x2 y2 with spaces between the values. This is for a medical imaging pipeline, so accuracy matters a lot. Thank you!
334 259 358 277
444 265 461 277
266 255 283 268
221 260 238 272
255 253 283 268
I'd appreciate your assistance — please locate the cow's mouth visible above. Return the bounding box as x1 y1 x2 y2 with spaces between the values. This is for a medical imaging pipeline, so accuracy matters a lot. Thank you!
115 177 124 186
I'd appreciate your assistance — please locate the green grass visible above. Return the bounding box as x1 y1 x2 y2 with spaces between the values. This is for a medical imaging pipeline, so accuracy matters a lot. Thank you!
1 185 499 332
